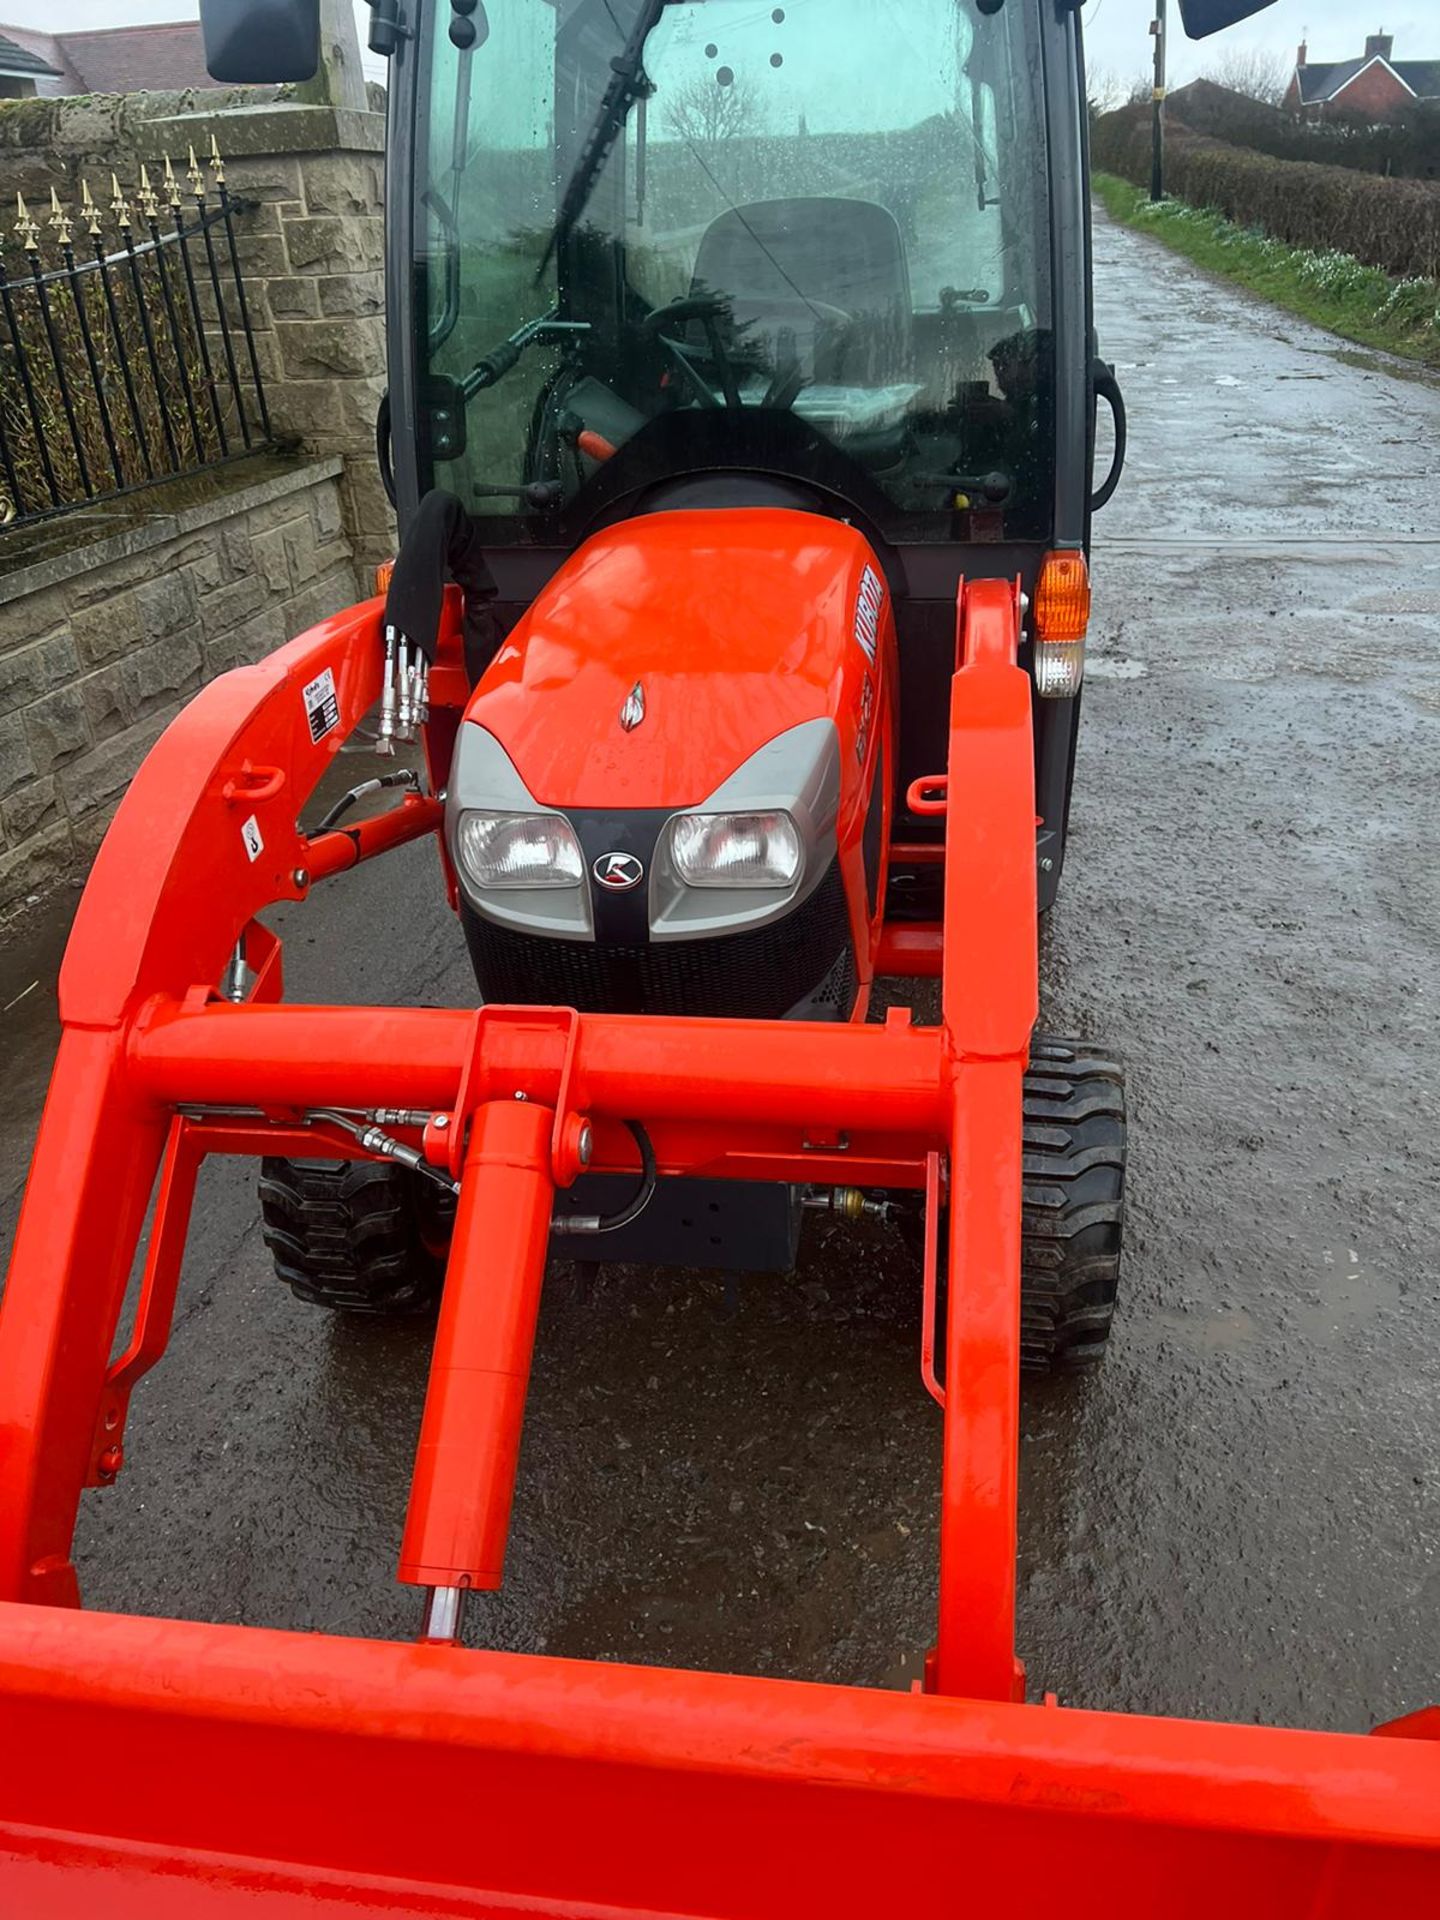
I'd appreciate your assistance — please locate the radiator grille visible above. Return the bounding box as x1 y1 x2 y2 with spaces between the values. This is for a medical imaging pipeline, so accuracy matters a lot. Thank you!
463 860 851 1019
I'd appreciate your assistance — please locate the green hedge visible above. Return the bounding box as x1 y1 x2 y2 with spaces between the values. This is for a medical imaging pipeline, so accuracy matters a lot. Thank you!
1092 107 1440 281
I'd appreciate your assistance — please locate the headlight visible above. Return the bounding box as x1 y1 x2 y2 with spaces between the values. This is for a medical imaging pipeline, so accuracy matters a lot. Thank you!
455 810 583 889
670 810 802 889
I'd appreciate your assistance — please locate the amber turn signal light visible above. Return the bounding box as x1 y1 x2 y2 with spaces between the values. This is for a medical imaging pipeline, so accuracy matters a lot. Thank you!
1032 550 1090 698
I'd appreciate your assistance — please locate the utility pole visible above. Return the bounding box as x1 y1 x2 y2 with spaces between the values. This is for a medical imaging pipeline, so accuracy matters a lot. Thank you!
1150 0 1167 202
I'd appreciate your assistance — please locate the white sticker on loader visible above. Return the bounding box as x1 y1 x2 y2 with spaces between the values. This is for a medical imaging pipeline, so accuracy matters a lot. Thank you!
302 666 340 744
240 814 264 863
854 564 884 666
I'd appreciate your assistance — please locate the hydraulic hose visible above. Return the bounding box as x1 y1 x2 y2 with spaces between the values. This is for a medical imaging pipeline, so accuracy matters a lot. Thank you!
551 1120 656 1236
597 1120 657 1232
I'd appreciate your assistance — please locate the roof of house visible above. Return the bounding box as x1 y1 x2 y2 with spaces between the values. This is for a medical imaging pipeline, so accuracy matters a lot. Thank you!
1171 78 1268 111
1169 77 1286 122
54 23 218 93
0 20 218 95
1395 61 1440 99
1295 56 1440 105
0 29 60 78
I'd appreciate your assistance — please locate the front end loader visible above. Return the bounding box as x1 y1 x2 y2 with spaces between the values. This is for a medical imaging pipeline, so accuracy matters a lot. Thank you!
1 0 1436 1909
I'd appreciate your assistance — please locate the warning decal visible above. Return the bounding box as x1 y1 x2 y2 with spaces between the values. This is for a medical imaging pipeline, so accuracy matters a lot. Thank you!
302 666 340 745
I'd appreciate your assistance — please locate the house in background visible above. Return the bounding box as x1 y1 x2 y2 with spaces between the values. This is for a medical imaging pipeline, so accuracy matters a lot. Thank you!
1285 32 1440 122
1166 76 1286 140
0 30 58 97
0 21 219 97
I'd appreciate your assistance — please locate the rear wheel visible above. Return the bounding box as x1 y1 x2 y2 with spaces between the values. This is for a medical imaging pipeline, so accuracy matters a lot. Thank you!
1020 1037 1126 1373
259 1157 450 1315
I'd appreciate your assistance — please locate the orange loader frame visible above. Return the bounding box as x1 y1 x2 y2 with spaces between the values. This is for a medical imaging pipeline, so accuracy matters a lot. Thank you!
0 580 1437 1913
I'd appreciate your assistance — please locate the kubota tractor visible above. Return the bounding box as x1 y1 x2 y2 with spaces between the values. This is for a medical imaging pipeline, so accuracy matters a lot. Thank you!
258 0 1136 1352
0 0 1436 1911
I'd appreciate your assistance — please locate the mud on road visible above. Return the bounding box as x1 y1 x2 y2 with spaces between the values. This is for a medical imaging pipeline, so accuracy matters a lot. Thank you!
2 213 1438 1730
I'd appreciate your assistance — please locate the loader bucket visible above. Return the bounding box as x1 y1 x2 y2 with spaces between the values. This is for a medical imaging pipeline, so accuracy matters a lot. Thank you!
0 1606 1438 1916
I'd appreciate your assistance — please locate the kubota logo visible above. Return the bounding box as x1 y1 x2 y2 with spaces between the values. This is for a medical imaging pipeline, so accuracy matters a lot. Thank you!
593 851 644 891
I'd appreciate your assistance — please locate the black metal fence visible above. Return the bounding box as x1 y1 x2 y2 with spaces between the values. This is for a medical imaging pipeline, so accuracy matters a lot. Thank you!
0 141 272 531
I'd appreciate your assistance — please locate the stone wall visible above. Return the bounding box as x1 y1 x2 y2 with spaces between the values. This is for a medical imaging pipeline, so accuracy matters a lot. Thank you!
0 92 396 576
142 102 394 577
0 85 275 206
0 457 356 926
0 92 393 928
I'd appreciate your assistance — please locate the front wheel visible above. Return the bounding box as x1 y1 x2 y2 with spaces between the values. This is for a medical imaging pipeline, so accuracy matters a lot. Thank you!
1019 1038 1126 1373
259 1157 452 1315
896 1034 1126 1375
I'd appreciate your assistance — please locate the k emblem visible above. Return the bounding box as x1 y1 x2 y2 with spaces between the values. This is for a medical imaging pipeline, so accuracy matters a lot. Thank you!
593 850 644 891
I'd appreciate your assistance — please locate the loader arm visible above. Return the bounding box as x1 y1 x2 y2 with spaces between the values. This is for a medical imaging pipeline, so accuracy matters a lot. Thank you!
0 582 1436 1911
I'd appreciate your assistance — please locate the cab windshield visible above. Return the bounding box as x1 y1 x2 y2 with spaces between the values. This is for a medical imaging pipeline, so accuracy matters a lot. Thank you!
415 0 1052 543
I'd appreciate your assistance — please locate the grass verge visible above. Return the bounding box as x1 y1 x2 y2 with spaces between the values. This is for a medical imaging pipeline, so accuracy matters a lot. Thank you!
1093 170 1440 371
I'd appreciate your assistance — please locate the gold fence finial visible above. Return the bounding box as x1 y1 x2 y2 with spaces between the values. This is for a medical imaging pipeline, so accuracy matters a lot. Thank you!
209 134 226 188
47 186 73 249
137 162 159 222
14 191 40 253
163 153 183 209
110 172 131 232
187 144 206 201
80 177 102 238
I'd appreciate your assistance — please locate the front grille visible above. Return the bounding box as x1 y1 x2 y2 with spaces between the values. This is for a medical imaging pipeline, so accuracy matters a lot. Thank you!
463 859 851 1019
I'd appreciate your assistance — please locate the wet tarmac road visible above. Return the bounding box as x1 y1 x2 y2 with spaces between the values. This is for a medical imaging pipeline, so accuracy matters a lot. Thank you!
2 212 1439 1730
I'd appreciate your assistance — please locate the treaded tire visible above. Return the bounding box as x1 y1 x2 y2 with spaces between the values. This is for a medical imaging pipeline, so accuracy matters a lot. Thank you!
1021 1037 1126 1374
259 1157 448 1315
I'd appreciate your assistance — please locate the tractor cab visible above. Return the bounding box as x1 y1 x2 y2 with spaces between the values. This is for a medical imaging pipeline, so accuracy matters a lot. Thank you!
392 0 1098 905
411 0 1056 539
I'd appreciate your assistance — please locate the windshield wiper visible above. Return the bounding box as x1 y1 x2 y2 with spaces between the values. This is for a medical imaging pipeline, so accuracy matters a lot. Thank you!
536 0 672 281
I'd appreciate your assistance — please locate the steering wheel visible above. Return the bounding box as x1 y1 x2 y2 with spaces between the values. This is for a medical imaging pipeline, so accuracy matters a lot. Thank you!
642 296 741 410
643 294 855 414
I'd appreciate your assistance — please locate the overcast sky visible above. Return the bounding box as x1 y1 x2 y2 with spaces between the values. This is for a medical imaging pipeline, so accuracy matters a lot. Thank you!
0 1 1429 92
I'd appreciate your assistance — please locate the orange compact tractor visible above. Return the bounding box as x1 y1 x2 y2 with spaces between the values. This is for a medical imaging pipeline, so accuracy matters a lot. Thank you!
1 0 1437 1910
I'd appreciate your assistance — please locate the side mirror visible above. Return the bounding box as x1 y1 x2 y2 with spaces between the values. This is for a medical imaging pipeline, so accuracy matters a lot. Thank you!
1176 0 1279 38
199 0 320 83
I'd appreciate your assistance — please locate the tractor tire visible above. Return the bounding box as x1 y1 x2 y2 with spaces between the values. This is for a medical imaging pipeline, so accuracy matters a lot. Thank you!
1021 1037 1126 1374
258 1157 449 1316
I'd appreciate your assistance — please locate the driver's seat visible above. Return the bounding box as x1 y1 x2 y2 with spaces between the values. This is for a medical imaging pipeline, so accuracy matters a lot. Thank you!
687 196 913 390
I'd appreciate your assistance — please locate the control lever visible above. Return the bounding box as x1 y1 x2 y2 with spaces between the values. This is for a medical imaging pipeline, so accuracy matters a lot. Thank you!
462 316 590 399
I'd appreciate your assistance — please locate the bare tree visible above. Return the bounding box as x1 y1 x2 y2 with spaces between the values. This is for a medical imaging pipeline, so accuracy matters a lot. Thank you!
1202 45 1292 106
662 70 758 145
1087 66 1133 116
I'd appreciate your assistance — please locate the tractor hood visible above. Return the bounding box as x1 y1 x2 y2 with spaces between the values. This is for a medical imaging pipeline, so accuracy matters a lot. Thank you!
462 508 887 812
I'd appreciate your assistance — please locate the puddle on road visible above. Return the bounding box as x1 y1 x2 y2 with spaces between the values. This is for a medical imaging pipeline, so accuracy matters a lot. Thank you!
1087 655 1148 681
1289 1248 1402 1340
878 1646 927 1691
1320 347 1440 391
1154 1303 1262 1354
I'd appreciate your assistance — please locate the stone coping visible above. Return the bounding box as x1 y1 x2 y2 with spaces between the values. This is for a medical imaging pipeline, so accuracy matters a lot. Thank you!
0 454 344 607
141 103 385 158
